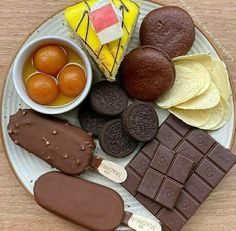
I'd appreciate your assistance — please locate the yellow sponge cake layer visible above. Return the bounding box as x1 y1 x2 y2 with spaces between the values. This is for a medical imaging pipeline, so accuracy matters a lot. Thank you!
64 0 139 81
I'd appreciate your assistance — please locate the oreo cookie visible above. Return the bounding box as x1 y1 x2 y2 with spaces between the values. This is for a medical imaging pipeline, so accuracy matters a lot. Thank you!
99 119 138 158
90 81 128 116
123 102 159 142
79 102 110 138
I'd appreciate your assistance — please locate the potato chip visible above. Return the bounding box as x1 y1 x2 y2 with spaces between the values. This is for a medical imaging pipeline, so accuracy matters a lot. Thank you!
210 58 231 100
210 97 231 130
173 53 213 72
176 82 220 110
169 97 231 130
199 101 224 130
174 61 211 96
157 65 204 108
168 107 212 127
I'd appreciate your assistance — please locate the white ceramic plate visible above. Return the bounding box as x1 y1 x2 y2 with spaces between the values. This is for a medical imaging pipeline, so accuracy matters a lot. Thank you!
1 0 235 230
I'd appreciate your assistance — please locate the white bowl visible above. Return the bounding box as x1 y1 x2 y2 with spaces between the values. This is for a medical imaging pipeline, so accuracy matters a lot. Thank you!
12 36 92 114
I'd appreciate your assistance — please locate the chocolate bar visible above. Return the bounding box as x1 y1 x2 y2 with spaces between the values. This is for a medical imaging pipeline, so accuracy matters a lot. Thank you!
122 115 236 231
137 145 194 209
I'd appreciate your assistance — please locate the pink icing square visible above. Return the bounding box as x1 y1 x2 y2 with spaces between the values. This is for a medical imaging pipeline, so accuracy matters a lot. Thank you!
89 3 119 33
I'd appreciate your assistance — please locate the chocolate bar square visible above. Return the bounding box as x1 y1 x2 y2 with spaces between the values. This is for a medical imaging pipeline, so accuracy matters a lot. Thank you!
122 167 141 196
184 174 212 203
166 115 191 136
175 190 199 219
138 169 164 199
157 209 186 231
195 159 225 187
156 124 182 149
136 193 162 215
130 152 151 177
156 179 182 209
209 144 236 172
168 154 194 184
186 129 215 153
150 145 175 174
142 139 160 159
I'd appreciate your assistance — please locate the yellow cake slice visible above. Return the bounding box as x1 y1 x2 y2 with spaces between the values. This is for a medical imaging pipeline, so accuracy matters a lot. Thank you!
64 0 140 81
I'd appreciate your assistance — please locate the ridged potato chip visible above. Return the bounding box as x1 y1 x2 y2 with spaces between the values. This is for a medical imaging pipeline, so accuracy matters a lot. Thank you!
170 97 230 130
174 61 211 96
157 65 206 108
174 54 212 97
173 53 213 72
168 107 212 127
176 82 220 110
199 101 224 130
210 58 231 100
210 97 231 130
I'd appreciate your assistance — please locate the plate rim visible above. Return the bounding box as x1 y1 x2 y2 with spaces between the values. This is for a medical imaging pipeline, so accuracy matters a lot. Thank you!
1 0 236 200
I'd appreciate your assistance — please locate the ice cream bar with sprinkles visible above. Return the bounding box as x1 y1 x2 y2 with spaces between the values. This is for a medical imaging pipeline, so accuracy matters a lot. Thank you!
7 109 127 183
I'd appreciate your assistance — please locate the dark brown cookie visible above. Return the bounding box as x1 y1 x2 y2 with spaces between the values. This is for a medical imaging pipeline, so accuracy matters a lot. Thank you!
79 102 110 138
123 102 159 142
140 6 195 58
90 81 128 116
120 46 175 101
99 119 138 158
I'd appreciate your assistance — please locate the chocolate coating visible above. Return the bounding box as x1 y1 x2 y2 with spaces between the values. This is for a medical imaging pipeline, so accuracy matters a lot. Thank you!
79 101 110 137
34 172 124 231
123 102 159 142
140 6 195 58
90 81 128 116
8 109 95 175
99 119 138 158
120 46 175 101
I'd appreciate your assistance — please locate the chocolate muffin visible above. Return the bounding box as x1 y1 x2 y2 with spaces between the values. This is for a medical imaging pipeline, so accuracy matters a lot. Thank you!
120 46 175 101
90 81 128 116
99 119 138 158
123 102 159 142
140 6 195 58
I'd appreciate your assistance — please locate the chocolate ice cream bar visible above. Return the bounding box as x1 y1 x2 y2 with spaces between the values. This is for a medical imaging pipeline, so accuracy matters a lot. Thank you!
34 171 124 231
8 109 127 183
34 172 162 231
122 115 236 231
